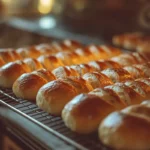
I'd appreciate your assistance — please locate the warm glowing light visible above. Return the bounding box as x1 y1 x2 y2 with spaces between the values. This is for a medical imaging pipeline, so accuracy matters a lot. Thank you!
38 0 54 14
39 16 56 29
2 0 12 4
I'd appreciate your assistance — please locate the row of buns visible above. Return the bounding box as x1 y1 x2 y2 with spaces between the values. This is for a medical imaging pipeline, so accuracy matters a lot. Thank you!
99 100 150 150
62 77 150 135
113 32 150 59
0 40 83 67
34 62 150 116
112 32 149 50
0 45 122 88
12 53 149 100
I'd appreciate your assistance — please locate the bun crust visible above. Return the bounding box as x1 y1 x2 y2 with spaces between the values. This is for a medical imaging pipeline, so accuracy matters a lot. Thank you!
62 94 116 134
99 111 150 150
0 61 31 88
36 80 77 115
13 73 47 100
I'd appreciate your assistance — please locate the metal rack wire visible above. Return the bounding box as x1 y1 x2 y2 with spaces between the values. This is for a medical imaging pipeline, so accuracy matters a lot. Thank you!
0 88 111 150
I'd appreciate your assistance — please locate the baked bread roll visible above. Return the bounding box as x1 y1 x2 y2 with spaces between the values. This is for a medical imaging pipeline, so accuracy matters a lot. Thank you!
62 78 150 134
99 99 150 150
113 32 150 61
0 61 31 88
134 62 150 78
37 55 64 70
88 60 121 71
13 69 56 100
113 32 143 49
101 68 133 82
49 40 83 52
16 47 42 59
125 79 150 99
99 111 150 150
62 94 116 134
60 39 83 51
82 72 113 89
36 79 83 115
123 66 144 78
111 52 148 66
55 51 81 65
0 58 43 88
23 58 43 71
105 83 143 106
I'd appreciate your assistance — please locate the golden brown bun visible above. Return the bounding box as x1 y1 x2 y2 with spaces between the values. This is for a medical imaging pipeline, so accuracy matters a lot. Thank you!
69 65 87 76
82 72 113 89
105 83 143 106
0 50 15 63
72 76 93 92
125 80 150 99
53 65 83 79
124 66 144 78
90 88 125 110
1 50 22 62
131 52 149 63
13 73 47 101
101 68 133 82
36 77 91 115
35 43 57 54
56 51 81 65
23 58 43 71
0 61 31 88
75 48 95 62
86 45 106 59
0 58 43 88
13 69 56 100
112 32 143 49
52 64 96 79
103 60 122 68
36 80 77 115
99 45 121 57
122 104 150 117
32 69 56 81
52 66 72 79
99 111 150 150
88 60 109 71
38 55 64 70
62 94 116 134
79 64 96 74
134 63 150 78
88 60 121 71
61 39 83 50
60 77 90 94
16 47 41 58
111 53 138 66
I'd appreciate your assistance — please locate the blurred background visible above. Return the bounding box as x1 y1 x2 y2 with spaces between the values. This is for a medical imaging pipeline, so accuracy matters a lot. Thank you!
0 0 149 47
